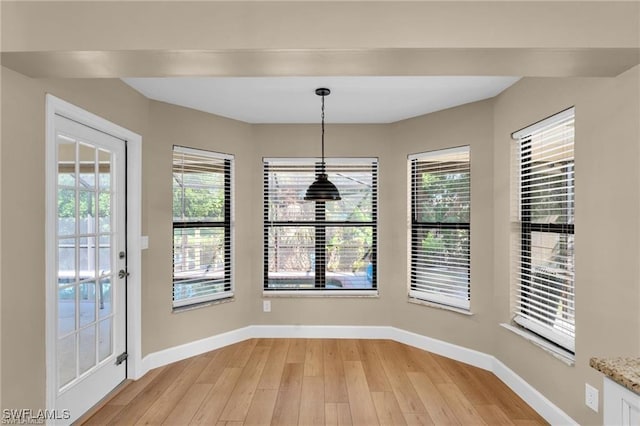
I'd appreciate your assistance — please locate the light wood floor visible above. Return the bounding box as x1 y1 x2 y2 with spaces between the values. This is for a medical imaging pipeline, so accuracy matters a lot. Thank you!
83 338 547 425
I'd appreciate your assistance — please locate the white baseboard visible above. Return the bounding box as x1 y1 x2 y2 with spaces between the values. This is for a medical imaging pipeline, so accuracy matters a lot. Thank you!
139 324 576 425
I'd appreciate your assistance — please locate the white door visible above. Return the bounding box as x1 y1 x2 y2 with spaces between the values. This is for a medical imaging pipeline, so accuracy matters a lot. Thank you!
51 114 127 423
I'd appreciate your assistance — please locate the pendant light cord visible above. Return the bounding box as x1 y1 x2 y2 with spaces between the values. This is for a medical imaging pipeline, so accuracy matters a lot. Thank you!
321 94 326 170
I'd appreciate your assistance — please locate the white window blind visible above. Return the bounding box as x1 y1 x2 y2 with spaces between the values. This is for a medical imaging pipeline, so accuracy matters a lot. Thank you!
409 146 470 310
172 146 233 307
512 108 575 352
263 158 377 292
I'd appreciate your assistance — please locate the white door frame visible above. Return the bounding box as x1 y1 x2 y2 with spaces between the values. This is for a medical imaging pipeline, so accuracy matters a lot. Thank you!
45 94 143 414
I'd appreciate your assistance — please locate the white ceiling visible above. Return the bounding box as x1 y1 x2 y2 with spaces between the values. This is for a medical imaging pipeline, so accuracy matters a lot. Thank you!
122 76 520 124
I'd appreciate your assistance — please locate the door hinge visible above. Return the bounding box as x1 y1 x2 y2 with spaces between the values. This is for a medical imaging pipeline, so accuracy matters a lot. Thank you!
115 352 128 365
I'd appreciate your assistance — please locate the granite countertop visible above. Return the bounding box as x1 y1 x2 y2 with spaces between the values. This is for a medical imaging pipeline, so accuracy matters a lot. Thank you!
590 357 640 395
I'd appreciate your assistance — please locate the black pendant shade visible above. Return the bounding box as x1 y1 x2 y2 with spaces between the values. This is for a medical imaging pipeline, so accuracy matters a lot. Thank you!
304 173 342 201
304 88 342 202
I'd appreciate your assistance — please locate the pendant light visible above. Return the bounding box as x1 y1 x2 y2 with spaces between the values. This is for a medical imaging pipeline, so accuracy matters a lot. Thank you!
304 88 342 201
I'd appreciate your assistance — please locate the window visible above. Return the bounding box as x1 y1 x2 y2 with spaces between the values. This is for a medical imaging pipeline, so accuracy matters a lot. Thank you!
172 146 233 308
263 158 377 293
512 108 575 352
409 146 471 310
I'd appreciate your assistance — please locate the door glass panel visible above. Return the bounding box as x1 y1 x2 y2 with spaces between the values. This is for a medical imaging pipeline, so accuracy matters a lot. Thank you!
98 192 111 233
79 282 96 327
98 319 112 362
58 286 76 336
58 189 76 237
99 279 112 319
58 137 76 186
98 235 111 275
79 326 96 375
58 238 76 282
78 143 96 188
78 191 95 234
78 237 97 280
58 334 76 388
99 149 111 190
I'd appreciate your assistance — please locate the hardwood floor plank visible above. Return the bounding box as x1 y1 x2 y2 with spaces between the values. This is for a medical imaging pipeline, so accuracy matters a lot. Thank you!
196 344 237 384
219 345 270 421
436 383 487 425
304 339 324 377
356 340 392 392
243 389 278 426
162 383 213 425
108 366 166 406
343 361 379 426
338 339 361 362
83 339 548 426
298 376 325 425
323 339 349 403
108 359 191 425
189 368 243 425
286 339 307 363
227 339 258 368
374 341 428 415
271 363 303 425
404 346 452 385
371 391 408 426
472 367 545 422
135 355 211 425
402 412 436 425
257 339 290 390
83 404 123 425
406 371 460 426
475 404 517 426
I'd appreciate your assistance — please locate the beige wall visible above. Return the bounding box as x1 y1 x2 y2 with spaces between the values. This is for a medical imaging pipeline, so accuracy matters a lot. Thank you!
142 101 253 355
2 63 640 424
492 67 640 425
390 100 497 354
0 67 150 411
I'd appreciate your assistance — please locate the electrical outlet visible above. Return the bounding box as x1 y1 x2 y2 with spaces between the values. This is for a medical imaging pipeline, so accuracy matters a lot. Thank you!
585 383 599 412
263 300 271 312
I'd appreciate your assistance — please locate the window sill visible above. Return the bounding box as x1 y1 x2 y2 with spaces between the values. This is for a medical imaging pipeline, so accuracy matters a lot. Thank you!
408 297 474 316
263 290 378 298
172 296 235 313
500 323 575 366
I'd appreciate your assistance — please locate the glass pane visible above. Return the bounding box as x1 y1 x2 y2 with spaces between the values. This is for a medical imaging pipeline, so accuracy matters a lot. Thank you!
79 282 96 327
414 162 470 223
98 279 112 319
78 191 96 234
412 227 470 298
58 238 76 283
58 188 76 236
98 149 111 190
98 235 111 275
266 170 316 222
98 192 111 232
58 286 76 336
58 138 76 186
325 166 375 222
173 227 226 277
325 226 374 289
267 226 315 289
78 237 97 281
98 318 112 362
58 334 76 388
78 143 96 188
79 326 96 375
521 231 575 329
173 163 225 222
